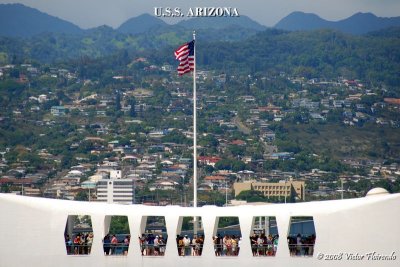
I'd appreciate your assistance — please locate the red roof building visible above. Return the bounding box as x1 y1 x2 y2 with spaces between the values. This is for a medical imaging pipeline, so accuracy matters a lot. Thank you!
198 156 221 167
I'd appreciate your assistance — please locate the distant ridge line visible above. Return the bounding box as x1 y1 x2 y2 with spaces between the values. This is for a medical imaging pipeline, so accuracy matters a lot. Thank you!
275 11 400 34
1 3 400 37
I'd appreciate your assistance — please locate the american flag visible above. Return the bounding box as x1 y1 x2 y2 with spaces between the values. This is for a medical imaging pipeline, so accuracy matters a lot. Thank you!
174 40 195 75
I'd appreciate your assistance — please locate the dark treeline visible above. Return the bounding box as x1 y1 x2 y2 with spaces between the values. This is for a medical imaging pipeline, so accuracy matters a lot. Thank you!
1 27 399 87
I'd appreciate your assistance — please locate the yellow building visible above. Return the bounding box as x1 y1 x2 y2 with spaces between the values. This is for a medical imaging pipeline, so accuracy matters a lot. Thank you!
233 180 305 201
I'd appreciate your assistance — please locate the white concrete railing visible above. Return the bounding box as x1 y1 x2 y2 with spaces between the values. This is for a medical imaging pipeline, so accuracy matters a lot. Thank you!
0 193 399 267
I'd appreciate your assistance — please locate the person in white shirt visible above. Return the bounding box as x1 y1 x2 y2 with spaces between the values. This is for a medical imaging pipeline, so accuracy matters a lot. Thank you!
296 234 302 256
183 235 191 256
154 235 160 256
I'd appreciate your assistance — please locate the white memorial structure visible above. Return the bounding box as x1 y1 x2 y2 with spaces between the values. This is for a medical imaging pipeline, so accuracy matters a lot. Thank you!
0 187 399 267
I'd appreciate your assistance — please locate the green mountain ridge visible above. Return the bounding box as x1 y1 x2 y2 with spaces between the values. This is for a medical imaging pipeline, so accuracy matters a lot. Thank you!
2 3 400 38
176 15 266 30
275 11 400 35
0 3 83 37
0 4 399 87
2 27 398 89
117 14 169 34
0 3 266 38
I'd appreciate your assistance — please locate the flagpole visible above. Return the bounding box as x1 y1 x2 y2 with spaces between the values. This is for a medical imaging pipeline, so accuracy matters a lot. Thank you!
193 30 197 210
192 31 198 236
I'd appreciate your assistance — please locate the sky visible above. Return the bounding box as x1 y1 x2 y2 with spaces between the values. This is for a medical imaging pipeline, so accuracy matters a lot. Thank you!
0 0 399 29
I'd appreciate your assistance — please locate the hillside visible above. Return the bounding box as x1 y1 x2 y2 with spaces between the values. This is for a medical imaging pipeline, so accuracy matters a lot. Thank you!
0 3 83 37
190 29 400 86
2 3 400 38
118 14 168 34
275 11 400 34
176 15 266 31
0 4 399 87
275 12 330 31
281 123 400 161
1 27 399 88
0 4 265 38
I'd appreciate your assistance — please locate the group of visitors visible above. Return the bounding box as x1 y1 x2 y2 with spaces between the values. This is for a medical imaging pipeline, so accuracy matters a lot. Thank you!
213 234 241 256
176 234 204 256
138 233 167 256
288 234 316 256
65 233 93 255
66 231 314 258
250 234 279 256
103 234 130 255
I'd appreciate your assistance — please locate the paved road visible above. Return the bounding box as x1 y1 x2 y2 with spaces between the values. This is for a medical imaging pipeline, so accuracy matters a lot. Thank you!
232 116 251 135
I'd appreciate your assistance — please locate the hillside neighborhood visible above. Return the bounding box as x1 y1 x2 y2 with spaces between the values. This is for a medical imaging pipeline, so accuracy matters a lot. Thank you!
1 60 399 205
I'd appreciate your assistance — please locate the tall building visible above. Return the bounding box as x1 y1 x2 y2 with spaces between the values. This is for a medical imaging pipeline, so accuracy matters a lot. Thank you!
234 179 305 201
96 179 133 204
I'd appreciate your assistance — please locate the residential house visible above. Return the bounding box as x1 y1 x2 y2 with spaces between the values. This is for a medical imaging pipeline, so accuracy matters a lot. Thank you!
198 156 221 167
204 175 227 187
51 106 67 116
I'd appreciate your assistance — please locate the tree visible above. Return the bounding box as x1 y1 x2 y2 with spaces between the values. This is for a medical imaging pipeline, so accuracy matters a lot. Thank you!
199 191 226 206
276 140 301 154
228 145 245 157
115 90 121 111
155 159 162 175
0 80 25 100
0 52 8 65
203 165 214 174
9 68 20 78
161 130 189 144
353 179 373 194
259 112 274 121
215 158 246 172
198 135 219 147
1 184 10 193
236 190 266 202
109 216 130 234
360 94 383 106
128 97 136 117
75 191 88 201
327 110 342 123
374 179 394 193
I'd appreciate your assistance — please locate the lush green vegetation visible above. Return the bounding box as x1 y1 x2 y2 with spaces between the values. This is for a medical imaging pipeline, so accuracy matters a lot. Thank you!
109 216 130 235
1 21 400 203
196 29 400 87
280 123 400 161
236 190 291 203
1 27 399 88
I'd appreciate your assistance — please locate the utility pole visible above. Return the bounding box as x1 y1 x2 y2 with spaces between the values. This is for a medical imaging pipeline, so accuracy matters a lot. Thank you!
225 179 228 206
341 178 344 200
132 178 136 204
284 178 287 204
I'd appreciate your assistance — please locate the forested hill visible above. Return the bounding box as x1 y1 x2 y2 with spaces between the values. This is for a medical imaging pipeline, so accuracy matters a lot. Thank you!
0 27 399 87
117 14 169 34
0 3 83 37
0 24 263 63
194 29 400 86
275 11 400 35
147 28 400 87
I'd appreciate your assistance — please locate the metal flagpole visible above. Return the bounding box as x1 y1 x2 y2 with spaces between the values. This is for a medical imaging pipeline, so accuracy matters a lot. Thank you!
193 31 198 235
193 30 197 209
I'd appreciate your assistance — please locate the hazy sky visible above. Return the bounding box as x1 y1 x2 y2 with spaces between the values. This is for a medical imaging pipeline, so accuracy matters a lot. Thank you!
1 0 399 29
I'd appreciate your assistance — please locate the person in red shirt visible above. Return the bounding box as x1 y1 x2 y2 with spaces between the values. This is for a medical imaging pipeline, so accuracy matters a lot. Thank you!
73 234 81 255
111 235 118 255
